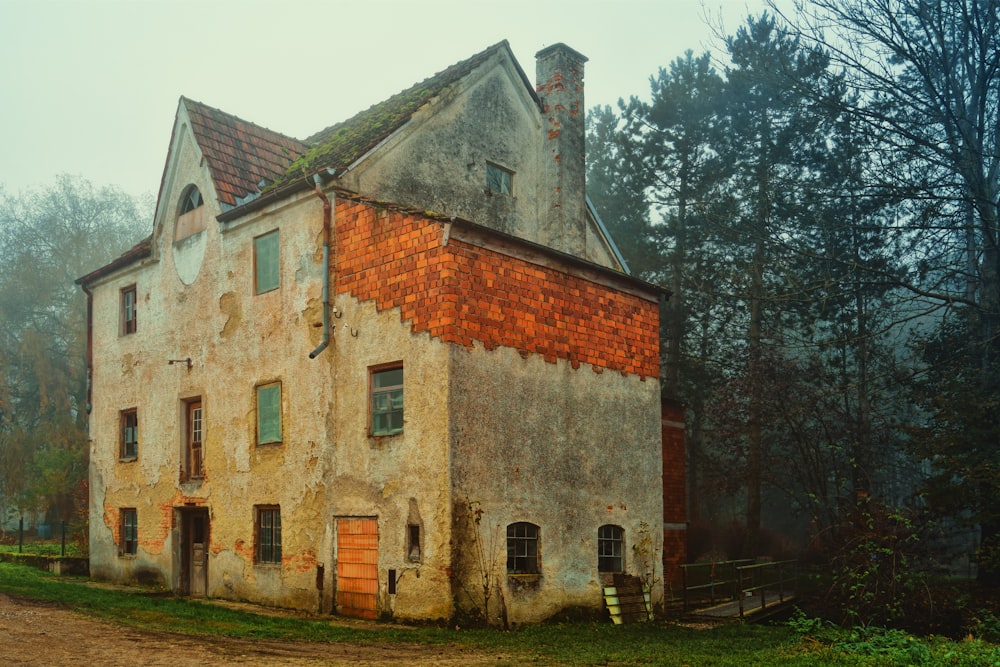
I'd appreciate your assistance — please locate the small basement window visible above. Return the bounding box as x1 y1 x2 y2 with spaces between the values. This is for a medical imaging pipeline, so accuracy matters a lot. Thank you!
486 162 513 195
255 506 282 564
120 508 138 556
598 524 625 573
506 522 539 574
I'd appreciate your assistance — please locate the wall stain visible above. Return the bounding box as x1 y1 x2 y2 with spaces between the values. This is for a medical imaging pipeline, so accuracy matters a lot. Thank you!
219 291 241 339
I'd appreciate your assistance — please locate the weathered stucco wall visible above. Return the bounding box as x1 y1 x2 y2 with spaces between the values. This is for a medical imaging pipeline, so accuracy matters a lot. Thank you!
338 55 540 243
329 197 663 623
335 48 619 272
448 346 663 624
90 118 336 610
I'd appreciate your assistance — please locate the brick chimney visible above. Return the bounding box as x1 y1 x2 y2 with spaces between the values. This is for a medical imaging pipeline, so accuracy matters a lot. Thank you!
535 43 588 258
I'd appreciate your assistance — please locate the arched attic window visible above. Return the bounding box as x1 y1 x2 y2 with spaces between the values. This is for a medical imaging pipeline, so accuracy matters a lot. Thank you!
180 186 203 213
175 185 207 241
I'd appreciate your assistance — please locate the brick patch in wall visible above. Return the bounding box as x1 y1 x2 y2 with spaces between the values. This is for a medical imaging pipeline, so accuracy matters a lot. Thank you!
334 200 660 379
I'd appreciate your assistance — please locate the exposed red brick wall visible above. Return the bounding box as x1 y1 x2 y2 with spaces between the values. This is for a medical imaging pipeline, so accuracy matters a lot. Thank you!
662 400 687 590
334 200 660 379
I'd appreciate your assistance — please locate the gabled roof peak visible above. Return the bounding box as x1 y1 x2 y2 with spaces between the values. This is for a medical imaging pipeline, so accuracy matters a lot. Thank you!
171 40 541 211
178 97 310 209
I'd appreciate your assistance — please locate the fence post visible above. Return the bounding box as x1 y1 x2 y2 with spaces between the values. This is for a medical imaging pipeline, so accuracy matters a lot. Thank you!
61 520 67 557
737 567 745 618
682 565 689 612
18 517 23 553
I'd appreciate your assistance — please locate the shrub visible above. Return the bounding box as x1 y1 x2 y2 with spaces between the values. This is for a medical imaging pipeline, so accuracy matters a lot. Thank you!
823 499 932 628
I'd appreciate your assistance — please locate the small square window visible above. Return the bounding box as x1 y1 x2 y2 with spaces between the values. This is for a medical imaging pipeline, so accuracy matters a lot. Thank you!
486 162 513 195
120 508 137 556
254 230 280 294
370 364 403 436
256 506 282 564
121 285 137 335
120 409 138 460
598 524 625 573
507 522 539 574
256 382 282 445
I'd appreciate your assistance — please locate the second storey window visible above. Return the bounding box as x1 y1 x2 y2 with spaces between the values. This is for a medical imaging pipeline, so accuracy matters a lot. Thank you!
119 408 138 460
184 399 204 481
370 364 403 436
256 382 282 445
254 230 280 294
121 285 137 335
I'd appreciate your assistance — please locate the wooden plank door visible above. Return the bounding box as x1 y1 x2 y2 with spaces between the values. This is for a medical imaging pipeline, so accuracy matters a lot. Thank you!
336 518 378 619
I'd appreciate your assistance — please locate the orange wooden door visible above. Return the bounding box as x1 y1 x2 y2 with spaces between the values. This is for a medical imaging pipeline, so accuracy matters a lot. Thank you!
336 518 378 619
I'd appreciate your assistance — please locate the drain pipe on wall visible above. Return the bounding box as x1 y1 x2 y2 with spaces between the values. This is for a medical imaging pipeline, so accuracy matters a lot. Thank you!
309 174 334 359
81 284 94 414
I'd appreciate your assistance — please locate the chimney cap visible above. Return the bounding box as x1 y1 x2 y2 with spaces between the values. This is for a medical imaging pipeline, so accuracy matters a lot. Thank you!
535 42 588 64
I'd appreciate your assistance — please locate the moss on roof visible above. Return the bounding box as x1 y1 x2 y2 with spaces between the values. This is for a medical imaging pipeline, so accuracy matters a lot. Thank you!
272 41 511 188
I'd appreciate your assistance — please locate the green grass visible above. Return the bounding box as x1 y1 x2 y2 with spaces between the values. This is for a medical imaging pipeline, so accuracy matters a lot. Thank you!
0 562 998 665
0 541 87 557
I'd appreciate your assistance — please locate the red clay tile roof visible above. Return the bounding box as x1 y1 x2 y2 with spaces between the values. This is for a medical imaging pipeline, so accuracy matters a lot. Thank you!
182 98 310 209
186 41 537 208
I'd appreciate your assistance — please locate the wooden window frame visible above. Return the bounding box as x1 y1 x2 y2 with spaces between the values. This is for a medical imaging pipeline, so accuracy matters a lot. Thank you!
369 362 403 436
179 186 203 214
120 284 137 335
255 505 282 564
182 398 204 482
598 524 625 573
120 508 138 557
253 229 280 295
255 381 282 446
119 408 138 460
506 522 540 574
486 162 513 195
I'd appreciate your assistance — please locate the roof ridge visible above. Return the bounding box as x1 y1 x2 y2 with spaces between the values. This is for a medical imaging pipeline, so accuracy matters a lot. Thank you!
270 40 518 186
180 96 309 208
303 40 511 146
180 96 307 144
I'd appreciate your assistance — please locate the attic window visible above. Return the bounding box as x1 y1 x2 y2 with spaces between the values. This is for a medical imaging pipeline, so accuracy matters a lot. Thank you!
180 186 203 213
486 163 512 195
176 185 207 241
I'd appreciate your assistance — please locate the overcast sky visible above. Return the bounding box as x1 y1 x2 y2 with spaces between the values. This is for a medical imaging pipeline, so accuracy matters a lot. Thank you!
1 0 769 199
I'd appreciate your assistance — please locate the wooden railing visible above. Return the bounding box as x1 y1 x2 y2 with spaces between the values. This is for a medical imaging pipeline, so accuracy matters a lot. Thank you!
681 558 798 617
735 560 798 618
680 558 754 611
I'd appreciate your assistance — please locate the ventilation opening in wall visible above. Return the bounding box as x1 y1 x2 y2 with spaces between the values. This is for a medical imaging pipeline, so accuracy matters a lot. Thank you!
388 569 397 595
408 524 421 562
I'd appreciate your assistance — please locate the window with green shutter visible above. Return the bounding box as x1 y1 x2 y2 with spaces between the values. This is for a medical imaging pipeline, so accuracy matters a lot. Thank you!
254 230 280 294
256 382 282 445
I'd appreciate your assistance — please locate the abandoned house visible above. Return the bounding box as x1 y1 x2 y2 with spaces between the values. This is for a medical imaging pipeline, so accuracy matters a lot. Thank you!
77 40 686 623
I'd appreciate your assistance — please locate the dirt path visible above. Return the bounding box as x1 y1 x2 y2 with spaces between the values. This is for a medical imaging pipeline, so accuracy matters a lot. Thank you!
0 592 518 666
